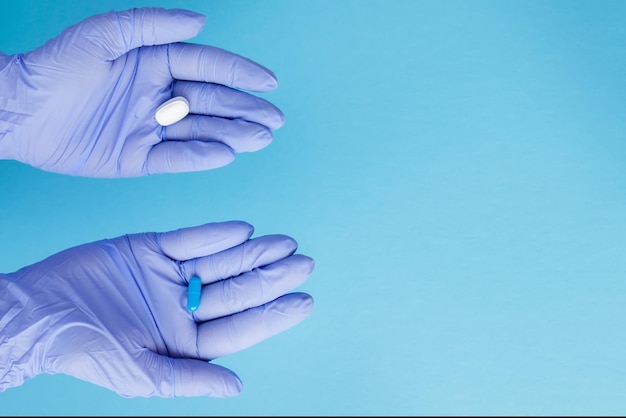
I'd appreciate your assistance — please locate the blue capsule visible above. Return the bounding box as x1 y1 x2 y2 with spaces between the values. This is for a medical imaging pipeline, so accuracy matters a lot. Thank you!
187 276 202 312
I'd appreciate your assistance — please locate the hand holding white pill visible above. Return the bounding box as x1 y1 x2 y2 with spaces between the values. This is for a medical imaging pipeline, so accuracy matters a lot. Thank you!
0 221 315 398
0 7 285 178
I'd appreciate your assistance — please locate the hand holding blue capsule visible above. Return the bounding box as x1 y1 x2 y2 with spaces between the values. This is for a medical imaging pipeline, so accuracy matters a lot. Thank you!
0 221 315 398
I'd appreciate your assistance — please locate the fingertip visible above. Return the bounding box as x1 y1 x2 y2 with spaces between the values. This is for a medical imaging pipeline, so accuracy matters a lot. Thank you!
302 255 316 274
211 143 236 168
253 129 274 151
282 292 314 318
285 254 315 275
273 108 286 130
232 376 244 397
223 220 254 239
298 292 315 314
254 64 278 92
205 220 254 250
252 234 298 261
264 71 279 91
220 368 243 397
277 234 298 254
233 55 281 92
179 8 207 22
170 8 207 33
262 106 285 131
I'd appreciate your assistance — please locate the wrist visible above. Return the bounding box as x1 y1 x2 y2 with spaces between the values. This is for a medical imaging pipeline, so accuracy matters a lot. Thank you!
0 272 46 392
0 53 27 161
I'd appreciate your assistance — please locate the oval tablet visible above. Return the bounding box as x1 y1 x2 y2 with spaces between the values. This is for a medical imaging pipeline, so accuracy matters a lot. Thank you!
155 96 190 126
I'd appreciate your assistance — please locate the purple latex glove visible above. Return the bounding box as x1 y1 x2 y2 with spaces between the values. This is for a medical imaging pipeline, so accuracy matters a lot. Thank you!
0 221 314 398
0 7 285 177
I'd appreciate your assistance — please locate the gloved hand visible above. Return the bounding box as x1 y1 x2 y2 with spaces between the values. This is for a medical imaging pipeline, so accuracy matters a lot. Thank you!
0 221 314 398
0 7 285 177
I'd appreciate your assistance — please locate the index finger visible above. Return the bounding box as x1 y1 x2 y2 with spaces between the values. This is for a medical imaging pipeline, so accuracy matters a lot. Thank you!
181 234 298 284
158 220 254 261
168 43 279 92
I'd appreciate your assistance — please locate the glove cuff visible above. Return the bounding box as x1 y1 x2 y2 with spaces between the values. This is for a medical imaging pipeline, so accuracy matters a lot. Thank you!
0 272 45 392
0 53 27 161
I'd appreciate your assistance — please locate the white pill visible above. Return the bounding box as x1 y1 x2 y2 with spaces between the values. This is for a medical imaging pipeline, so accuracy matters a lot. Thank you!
155 96 190 126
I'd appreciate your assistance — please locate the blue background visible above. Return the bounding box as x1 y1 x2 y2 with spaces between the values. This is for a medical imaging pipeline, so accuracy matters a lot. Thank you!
2 0 626 415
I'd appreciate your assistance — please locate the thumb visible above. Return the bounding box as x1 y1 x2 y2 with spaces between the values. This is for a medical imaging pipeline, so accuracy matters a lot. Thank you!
145 351 243 398
73 7 206 61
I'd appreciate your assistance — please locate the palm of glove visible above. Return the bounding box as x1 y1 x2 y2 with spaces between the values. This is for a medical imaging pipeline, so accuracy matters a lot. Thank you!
0 221 314 397
1 8 284 177
18 42 174 177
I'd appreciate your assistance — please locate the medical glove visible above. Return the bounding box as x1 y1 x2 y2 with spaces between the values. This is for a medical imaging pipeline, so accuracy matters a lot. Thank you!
0 221 314 398
0 7 285 177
